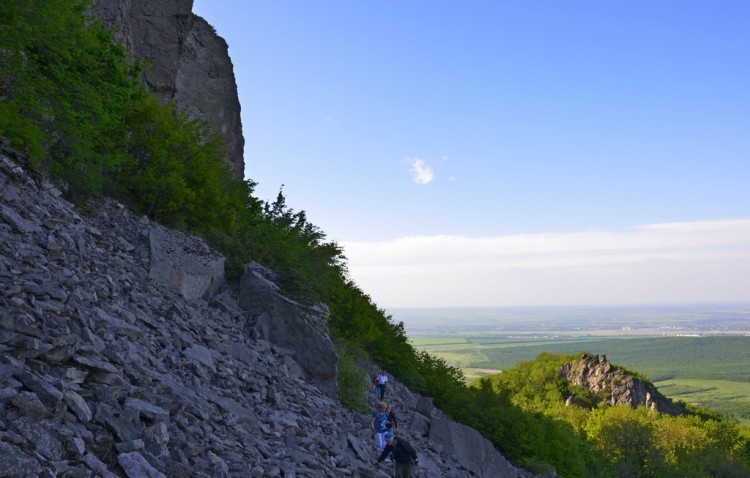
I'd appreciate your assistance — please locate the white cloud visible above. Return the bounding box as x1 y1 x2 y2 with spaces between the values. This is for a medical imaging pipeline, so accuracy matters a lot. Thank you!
405 157 434 184
341 218 750 308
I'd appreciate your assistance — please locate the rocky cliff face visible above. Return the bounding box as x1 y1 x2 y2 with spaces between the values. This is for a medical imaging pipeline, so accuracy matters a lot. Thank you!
560 353 685 416
91 0 245 180
0 143 545 477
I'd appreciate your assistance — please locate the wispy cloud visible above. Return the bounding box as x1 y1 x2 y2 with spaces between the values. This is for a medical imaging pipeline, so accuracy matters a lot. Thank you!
405 157 434 184
341 219 750 308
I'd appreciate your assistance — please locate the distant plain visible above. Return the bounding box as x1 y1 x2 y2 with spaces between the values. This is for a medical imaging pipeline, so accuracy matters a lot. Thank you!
389 304 750 425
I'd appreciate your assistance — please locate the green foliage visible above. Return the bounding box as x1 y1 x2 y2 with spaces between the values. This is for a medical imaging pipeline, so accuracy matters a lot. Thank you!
462 376 589 475
434 335 750 425
119 95 248 234
0 0 142 196
487 352 750 477
413 350 464 398
481 352 588 411
335 341 369 412
258 189 346 302
583 404 750 477
468 336 750 384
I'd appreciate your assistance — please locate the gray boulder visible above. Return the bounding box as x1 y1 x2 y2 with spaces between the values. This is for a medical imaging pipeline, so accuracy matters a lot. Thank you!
238 262 339 399
148 224 225 300
429 416 534 478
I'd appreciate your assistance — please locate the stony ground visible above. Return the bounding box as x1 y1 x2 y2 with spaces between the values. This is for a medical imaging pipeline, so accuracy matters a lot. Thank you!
0 149 538 477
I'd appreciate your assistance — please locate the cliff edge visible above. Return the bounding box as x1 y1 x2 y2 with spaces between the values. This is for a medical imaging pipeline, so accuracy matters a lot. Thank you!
91 0 245 180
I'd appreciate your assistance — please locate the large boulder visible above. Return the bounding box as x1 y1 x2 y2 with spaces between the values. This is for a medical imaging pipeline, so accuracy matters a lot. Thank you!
238 262 339 399
148 224 225 300
91 0 245 179
429 416 534 478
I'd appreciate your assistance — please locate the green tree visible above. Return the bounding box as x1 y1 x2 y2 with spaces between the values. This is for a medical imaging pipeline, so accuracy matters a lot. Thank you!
0 0 142 197
585 405 662 477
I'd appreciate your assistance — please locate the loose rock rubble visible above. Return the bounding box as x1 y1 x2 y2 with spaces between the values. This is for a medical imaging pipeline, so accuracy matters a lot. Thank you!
0 149 542 477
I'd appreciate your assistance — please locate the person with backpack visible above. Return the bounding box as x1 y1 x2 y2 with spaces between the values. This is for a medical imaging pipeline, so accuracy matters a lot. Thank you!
370 402 389 452
386 403 398 435
374 430 419 478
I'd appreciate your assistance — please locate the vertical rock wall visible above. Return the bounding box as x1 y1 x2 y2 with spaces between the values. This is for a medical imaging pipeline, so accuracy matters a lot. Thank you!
92 0 245 180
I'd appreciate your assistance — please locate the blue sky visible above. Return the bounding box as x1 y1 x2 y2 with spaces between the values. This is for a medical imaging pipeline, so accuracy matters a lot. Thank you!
193 1 750 308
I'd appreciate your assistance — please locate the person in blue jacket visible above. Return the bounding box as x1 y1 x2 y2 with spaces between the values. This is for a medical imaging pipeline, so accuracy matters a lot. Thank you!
370 402 389 452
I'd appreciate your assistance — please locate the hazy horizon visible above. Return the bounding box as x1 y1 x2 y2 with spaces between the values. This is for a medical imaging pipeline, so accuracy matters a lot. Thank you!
387 302 750 335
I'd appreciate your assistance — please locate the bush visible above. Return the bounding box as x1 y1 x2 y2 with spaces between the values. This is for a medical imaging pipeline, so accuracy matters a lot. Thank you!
336 342 369 412
0 0 143 197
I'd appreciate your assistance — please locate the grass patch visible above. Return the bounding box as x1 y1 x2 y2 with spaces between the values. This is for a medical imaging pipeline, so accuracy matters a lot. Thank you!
462 367 503 381
655 378 750 426
410 337 470 346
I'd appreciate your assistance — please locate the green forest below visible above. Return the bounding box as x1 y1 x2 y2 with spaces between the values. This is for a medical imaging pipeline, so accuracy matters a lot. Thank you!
468 335 750 382
415 335 750 427
2 1 749 476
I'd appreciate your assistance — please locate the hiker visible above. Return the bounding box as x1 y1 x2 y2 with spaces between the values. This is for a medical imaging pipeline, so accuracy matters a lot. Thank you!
370 402 389 452
376 371 388 400
386 403 398 434
372 374 380 398
374 430 419 478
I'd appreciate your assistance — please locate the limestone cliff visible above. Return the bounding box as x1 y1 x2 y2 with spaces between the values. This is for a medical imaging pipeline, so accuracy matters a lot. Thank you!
91 0 245 180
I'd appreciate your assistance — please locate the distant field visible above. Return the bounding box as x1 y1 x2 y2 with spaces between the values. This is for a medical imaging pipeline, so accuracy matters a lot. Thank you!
655 378 750 424
463 367 503 382
409 340 487 368
412 335 750 426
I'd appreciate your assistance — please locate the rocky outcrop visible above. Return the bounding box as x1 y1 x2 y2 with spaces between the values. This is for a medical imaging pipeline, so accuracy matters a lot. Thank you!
0 145 544 477
429 417 533 478
149 224 225 300
238 262 339 400
91 0 245 180
560 353 685 415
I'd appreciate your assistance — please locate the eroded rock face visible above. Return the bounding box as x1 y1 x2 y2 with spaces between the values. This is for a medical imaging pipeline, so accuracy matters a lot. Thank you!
238 262 339 399
91 0 245 179
176 15 244 179
560 353 685 415
429 416 533 478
